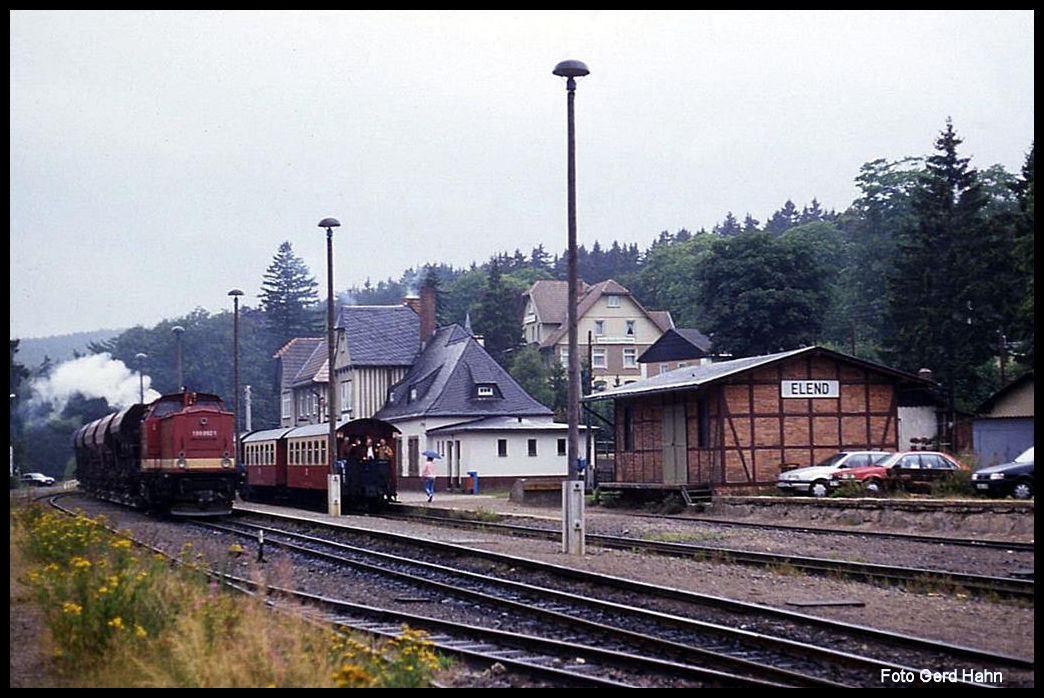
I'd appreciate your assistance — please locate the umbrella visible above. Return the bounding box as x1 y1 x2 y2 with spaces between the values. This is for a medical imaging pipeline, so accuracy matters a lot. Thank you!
421 450 442 459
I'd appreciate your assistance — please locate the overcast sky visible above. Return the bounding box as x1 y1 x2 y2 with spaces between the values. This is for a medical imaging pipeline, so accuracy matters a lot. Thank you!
10 10 1035 339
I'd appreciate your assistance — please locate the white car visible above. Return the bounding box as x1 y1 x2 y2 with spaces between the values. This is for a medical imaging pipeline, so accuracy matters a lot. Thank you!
20 472 56 486
777 451 891 497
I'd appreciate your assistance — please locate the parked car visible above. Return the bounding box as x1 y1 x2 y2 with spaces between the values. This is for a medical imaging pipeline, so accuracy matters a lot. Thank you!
776 451 892 497
972 446 1033 500
20 472 56 486
829 451 968 495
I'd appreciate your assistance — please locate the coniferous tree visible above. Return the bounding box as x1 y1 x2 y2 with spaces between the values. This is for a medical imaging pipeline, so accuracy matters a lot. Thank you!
472 257 523 368
884 119 1010 424
258 241 321 346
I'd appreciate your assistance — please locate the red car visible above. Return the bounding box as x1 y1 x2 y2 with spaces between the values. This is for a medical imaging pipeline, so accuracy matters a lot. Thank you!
829 451 968 495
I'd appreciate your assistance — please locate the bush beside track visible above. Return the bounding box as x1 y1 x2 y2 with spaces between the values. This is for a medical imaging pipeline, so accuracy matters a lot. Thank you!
10 498 441 688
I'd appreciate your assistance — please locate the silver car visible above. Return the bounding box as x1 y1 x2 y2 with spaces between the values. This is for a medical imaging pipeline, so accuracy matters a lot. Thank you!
777 451 891 497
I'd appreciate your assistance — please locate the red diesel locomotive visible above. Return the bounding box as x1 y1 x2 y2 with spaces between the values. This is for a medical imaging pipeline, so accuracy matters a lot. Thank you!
73 391 238 516
239 417 398 511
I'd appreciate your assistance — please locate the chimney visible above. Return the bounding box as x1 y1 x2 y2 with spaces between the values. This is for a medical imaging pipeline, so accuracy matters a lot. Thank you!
402 294 421 316
918 368 933 382
420 283 437 345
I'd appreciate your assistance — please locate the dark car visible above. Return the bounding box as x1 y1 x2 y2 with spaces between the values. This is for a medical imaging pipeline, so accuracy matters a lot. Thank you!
972 447 1033 500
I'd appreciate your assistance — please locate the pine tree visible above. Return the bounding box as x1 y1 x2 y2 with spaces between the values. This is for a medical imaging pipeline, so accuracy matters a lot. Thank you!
473 258 522 368
884 119 1008 422
259 241 321 346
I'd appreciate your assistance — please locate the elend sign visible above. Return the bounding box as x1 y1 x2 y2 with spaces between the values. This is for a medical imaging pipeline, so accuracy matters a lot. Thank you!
781 380 839 398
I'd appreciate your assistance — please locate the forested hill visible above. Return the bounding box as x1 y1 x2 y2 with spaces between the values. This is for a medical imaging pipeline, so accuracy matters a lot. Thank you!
14 329 124 369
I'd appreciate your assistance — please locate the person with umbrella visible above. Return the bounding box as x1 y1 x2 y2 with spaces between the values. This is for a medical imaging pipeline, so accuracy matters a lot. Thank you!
421 450 440 502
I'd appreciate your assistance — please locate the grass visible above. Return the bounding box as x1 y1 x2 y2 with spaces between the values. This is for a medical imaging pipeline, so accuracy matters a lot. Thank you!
11 502 444 688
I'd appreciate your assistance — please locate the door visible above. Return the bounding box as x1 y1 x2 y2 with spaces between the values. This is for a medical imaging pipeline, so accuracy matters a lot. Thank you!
662 403 688 484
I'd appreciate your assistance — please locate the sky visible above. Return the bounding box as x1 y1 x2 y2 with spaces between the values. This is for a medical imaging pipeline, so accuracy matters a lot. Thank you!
10 10 1035 340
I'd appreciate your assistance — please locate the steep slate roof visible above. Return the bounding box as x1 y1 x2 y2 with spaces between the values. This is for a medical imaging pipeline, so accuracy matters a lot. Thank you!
428 416 578 433
586 346 932 402
377 324 553 421
291 338 328 387
529 279 675 349
273 338 323 390
637 328 714 363
337 305 420 367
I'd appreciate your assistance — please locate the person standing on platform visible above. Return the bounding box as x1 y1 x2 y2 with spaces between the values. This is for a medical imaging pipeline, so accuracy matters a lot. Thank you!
422 456 436 503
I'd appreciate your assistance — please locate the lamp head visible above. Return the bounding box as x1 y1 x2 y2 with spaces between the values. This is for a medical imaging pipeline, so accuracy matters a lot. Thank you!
318 217 341 229
227 288 244 297
553 60 590 78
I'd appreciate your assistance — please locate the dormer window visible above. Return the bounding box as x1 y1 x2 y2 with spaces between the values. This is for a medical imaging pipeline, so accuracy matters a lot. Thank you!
476 385 495 398
409 387 418 402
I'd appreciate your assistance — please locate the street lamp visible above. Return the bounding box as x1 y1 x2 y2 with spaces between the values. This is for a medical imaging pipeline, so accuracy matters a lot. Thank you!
318 217 341 516
228 289 244 469
171 326 185 392
135 353 148 404
553 59 589 555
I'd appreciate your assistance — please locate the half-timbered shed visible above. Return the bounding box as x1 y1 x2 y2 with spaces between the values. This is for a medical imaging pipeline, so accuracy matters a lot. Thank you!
588 346 933 492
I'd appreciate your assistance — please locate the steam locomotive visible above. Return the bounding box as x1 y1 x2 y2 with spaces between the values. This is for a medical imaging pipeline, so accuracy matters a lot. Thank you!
73 391 238 516
239 417 399 512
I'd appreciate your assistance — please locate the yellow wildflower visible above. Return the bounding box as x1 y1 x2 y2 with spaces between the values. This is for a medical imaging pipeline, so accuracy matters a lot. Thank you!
62 602 83 616
108 617 124 629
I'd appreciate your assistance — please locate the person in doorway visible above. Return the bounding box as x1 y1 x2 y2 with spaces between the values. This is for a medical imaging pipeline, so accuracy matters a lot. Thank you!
422 456 436 503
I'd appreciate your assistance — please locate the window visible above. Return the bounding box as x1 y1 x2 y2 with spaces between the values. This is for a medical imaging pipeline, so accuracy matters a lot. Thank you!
623 348 637 368
559 346 569 366
497 439 508 457
606 295 621 308
341 380 352 415
594 320 605 336
697 396 710 448
528 439 538 457
626 320 636 336
282 394 292 420
477 385 494 397
592 348 607 369
557 438 566 456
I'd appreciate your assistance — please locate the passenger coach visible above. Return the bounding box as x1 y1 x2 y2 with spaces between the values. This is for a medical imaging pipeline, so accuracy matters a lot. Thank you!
240 417 399 510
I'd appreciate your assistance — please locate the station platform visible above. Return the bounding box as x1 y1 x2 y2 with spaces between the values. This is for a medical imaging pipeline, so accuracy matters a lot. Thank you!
391 488 561 520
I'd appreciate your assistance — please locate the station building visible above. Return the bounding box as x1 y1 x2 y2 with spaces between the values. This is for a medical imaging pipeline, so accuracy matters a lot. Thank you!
587 346 934 493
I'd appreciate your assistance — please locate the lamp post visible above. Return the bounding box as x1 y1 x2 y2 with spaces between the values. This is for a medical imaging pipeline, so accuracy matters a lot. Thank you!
135 353 148 404
228 289 244 469
553 59 589 555
171 326 185 392
318 217 341 516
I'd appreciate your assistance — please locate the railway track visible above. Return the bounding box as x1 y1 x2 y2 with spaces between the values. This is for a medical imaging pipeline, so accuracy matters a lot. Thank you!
209 509 1033 686
385 508 1035 599
40 494 663 687
630 512 1036 553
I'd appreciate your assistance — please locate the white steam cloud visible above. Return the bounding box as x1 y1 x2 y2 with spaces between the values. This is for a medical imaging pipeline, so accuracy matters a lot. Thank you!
30 353 162 418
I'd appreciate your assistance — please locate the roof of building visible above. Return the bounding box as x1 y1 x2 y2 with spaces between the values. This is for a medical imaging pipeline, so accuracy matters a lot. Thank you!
336 304 420 367
637 327 714 363
525 278 675 349
273 338 323 390
975 370 1034 418
291 338 329 387
377 324 554 421
427 415 581 433
585 345 932 401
